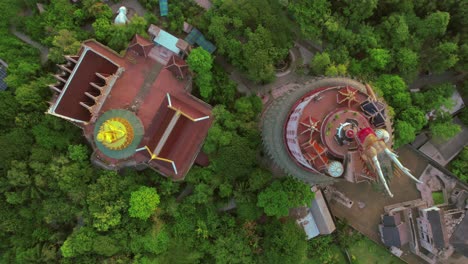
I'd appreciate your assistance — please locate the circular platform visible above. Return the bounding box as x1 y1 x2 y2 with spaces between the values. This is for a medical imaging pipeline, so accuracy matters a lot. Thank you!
320 108 370 159
94 109 144 159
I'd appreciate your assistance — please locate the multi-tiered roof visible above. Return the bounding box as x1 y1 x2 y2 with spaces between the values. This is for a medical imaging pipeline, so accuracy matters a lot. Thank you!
48 33 212 180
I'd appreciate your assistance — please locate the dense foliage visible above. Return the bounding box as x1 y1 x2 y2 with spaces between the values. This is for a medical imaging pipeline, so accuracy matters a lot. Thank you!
449 147 468 184
287 0 466 147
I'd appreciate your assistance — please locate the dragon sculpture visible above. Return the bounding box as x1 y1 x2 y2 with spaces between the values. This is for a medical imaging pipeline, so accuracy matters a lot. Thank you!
356 127 422 197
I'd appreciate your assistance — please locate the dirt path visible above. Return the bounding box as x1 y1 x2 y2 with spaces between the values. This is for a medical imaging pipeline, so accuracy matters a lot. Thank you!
410 71 467 90
10 27 49 65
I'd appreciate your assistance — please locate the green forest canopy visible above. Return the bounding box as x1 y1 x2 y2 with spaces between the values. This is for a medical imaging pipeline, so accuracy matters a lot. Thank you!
0 0 466 263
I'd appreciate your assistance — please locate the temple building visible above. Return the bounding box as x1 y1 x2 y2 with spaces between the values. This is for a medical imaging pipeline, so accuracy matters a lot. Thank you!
47 30 212 180
262 78 421 197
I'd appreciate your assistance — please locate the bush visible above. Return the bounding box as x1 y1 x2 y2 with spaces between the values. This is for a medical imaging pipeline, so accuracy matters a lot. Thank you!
129 186 160 220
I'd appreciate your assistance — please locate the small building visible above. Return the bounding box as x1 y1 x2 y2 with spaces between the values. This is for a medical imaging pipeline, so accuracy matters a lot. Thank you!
292 187 336 239
450 214 468 257
148 25 190 64
185 28 217 54
165 55 189 80
379 213 409 248
417 207 449 254
159 0 168 17
127 35 154 58
418 117 468 166
0 59 8 91
193 0 213 10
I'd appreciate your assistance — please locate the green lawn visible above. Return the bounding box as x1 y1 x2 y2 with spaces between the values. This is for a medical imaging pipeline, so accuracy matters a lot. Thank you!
432 191 444 205
307 245 346 264
349 238 404 264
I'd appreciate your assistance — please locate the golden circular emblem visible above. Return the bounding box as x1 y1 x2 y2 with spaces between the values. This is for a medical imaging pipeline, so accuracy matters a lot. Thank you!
96 117 134 150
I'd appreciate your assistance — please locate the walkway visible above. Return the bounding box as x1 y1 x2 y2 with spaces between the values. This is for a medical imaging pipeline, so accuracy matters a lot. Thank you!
10 27 49 65
215 45 313 98
410 71 467 90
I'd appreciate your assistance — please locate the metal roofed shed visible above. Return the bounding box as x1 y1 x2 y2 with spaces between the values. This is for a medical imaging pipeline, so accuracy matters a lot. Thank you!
185 28 217 54
0 59 7 91
296 209 320 239
427 209 449 250
185 28 202 45
154 29 181 55
310 187 336 234
380 225 408 248
159 0 168 17
450 214 468 257
196 36 216 54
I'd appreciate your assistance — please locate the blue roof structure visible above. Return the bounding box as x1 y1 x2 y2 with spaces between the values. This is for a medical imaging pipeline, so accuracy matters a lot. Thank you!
197 36 216 54
154 29 180 54
0 60 8 91
160 0 168 17
184 28 217 54
185 28 202 45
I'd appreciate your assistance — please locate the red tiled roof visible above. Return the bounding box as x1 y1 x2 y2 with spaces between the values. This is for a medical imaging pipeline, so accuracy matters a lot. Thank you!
49 37 212 180
54 49 119 121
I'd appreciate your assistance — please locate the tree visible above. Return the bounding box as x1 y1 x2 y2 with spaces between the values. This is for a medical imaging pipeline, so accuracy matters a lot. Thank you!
400 107 427 132
5 62 41 90
86 171 134 231
449 147 468 183
416 11 450 40
61 227 96 258
129 186 160 220
0 92 19 131
92 17 111 42
395 48 419 81
373 75 411 113
210 232 254 264
429 111 461 140
49 29 81 63
337 0 378 26
393 120 416 148
426 42 459 73
187 47 214 99
413 83 455 112
262 220 308 264
242 26 277 84
377 14 410 48
365 48 391 71
288 0 331 41
92 236 120 257
211 136 256 181
257 178 314 218
456 43 468 72
234 96 263 122
310 52 331 75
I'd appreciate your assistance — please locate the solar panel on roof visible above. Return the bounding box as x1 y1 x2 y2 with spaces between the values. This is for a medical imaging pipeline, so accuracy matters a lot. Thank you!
160 0 168 16
372 114 386 127
196 36 217 54
361 101 378 114
185 28 202 45
0 66 7 91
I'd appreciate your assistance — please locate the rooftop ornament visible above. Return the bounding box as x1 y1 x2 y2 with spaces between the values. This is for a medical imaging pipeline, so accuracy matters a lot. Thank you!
93 109 144 159
357 128 422 197
114 6 129 25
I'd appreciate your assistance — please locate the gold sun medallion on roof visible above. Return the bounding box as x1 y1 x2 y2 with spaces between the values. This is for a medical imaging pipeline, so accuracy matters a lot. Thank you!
96 117 134 150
